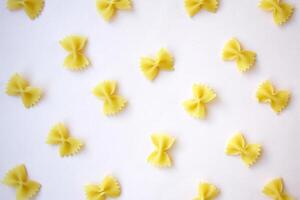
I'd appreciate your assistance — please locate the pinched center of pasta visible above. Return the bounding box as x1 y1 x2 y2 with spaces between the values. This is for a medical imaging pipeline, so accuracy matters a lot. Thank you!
236 51 244 58
110 0 120 5
197 0 205 5
18 180 26 186
153 60 161 69
239 148 248 156
270 1 281 11
60 138 68 143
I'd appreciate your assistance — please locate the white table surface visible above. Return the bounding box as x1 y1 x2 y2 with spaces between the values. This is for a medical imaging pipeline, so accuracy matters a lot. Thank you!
0 0 300 199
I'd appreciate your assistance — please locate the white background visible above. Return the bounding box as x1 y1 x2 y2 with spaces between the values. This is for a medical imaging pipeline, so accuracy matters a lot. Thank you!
0 0 300 199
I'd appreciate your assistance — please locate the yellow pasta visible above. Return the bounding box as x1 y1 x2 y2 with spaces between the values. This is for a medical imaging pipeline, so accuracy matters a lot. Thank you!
225 133 261 167
2 164 41 200
183 84 216 119
96 0 132 21
7 0 44 20
6 73 42 108
256 80 290 114
140 48 174 81
184 0 219 17
60 35 90 70
93 80 127 115
85 176 121 200
259 0 294 25
262 178 294 200
46 123 83 157
222 38 256 72
194 182 219 200
147 133 175 167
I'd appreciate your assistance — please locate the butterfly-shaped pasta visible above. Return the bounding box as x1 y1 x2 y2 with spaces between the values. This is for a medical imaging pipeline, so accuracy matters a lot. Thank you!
6 0 44 20
225 133 261 167
46 123 83 157
96 0 132 21
93 80 127 115
222 38 256 72
194 182 219 200
60 35 90 70
140 48 174 81
259 0 294 25
262 178 294 200
85 176 121 200
2 164 41 200
256 80 290 114
184 0 219 17
183 84 216 119
6 73 42 108
147 133 175 167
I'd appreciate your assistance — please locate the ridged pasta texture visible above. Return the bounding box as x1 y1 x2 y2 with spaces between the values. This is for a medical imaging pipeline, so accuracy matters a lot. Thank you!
85 176 121 200
183 84 216 119
147 133 175 167
46 123 83 157
93 80 127 115
140 48 174 81
184 0 219 17
262 178 294 200
96 0 132 21
256 80 290 114
259 0 294 25
222 38 256 72
60 35 90 70
6 73 42 108
2 164 41 200
226 133 262 167
7 0 44 20
194 182 219 200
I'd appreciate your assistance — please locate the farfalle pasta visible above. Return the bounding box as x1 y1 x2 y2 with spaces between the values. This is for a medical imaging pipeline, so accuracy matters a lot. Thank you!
183 84 216 119
147 133 175 167
2 164 41 200
225 133 261 166
6 73 42 108
184 0 219 17
259 0 294 25
140 48 174 81
93 80 127 115
256 80 290 114
46 123 83 157
96 0 132 21
194 182 219 200
222 38 256 72
7 0 44 20
85 175 121 200
60 35 90 70
262 178 294 200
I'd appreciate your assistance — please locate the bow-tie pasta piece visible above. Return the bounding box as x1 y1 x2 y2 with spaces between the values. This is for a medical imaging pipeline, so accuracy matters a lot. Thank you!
93 80 127 115
140 48 174 81
3 164 41 200
183 84 216 119
222 38 256 72
262 178 294 200
85 176 121 200
7 0 44 20
194 182 219 200
6 74 42 108
225 133 262 167
46 123 83 157
96 0 132 21
259 0 294 25
147 134 175 167
60 35 90 70
256 80 290 114
184 0 219 17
